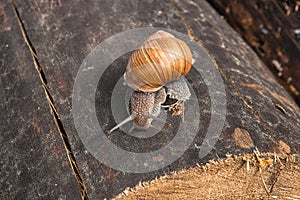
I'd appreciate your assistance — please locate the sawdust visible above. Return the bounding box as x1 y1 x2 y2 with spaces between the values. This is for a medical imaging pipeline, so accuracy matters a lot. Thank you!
113 153 300 200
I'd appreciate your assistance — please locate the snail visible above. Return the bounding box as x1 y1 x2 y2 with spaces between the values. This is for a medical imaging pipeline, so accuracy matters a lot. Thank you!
109 31 192 133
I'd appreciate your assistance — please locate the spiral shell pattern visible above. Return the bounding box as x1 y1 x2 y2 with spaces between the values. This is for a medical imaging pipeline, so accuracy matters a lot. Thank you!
124 31 192 92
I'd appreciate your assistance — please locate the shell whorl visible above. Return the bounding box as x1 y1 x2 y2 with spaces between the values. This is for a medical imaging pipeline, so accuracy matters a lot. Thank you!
124 31 192 92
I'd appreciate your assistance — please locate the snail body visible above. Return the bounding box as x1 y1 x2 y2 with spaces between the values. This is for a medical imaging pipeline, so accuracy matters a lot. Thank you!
128 88 167 130
109 88 167 133
110 31 192 133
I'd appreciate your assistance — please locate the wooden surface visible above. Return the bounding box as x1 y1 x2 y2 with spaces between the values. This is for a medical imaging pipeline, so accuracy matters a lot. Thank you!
1 0 300 199
115 153 300 199
208 0 300 106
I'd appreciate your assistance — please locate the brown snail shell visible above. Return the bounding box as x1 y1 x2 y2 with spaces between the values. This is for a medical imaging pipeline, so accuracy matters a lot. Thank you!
124 31 192 92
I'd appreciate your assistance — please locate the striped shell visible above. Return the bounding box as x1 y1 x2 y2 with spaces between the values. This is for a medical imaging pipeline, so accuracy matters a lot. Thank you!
124 31 192 92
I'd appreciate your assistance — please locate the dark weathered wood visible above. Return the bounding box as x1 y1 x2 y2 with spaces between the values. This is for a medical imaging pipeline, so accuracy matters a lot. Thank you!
1 0 300 199
208 0 300 106
0 1 81 199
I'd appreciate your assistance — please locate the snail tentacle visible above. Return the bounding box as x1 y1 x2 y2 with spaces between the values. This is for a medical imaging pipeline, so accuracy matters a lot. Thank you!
109 115 134 133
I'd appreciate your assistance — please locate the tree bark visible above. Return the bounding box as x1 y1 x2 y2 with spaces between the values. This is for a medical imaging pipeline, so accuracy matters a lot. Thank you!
208 0 300 106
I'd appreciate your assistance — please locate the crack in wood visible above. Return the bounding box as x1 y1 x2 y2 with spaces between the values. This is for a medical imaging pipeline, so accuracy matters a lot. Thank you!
11 2 89 200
